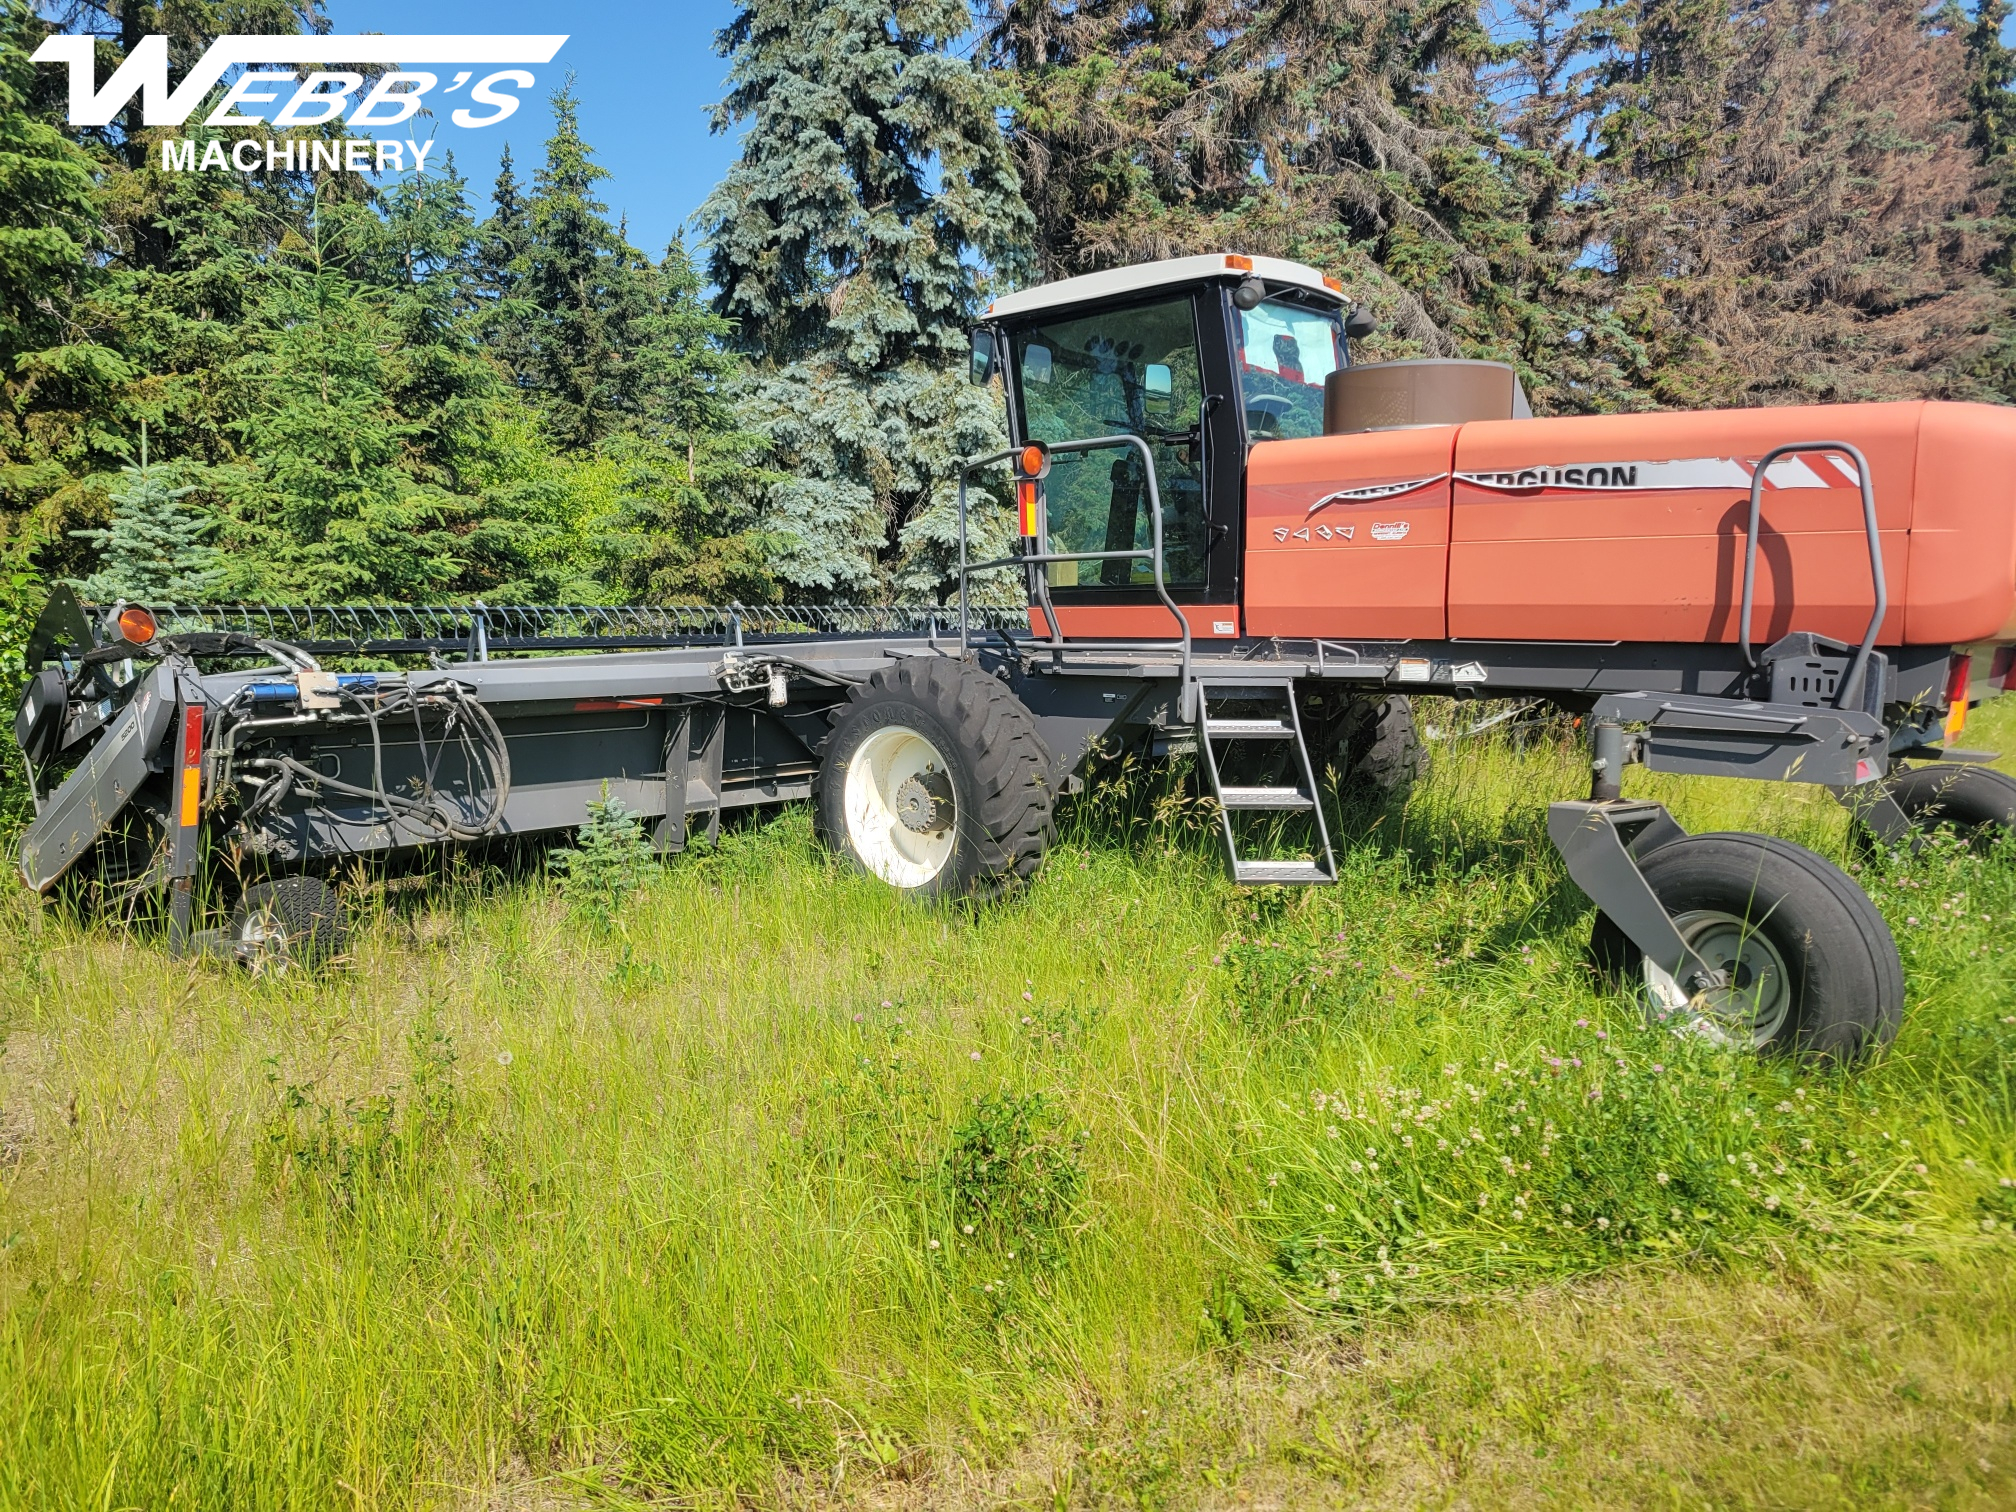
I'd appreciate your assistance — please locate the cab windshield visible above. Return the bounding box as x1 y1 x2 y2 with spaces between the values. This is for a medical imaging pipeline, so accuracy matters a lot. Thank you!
1236 297 1345 441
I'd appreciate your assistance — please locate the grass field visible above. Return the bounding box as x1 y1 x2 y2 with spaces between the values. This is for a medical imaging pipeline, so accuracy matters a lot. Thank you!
2 697 2015 1509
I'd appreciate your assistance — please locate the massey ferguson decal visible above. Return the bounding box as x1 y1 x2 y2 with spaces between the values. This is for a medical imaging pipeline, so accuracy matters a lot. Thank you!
1456 452 1861 493
1305 473 1448 516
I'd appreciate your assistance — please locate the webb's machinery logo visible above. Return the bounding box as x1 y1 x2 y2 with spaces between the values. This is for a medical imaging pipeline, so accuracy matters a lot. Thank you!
33 33 568 174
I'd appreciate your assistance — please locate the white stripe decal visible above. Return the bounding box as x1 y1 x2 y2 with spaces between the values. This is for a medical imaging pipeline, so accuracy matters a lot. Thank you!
1456 452 1861 493
1306 473 1448 516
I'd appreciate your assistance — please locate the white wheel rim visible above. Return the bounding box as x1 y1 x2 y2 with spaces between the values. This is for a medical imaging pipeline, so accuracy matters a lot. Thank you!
844 724 958 889
1643 908 1793 1048
236 906 292 971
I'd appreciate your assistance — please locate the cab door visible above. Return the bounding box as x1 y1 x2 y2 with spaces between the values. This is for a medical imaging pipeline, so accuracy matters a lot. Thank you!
1008 288 1246 638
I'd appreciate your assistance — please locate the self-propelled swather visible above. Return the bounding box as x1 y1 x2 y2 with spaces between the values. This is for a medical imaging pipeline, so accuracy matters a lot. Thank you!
20 254 2016 1058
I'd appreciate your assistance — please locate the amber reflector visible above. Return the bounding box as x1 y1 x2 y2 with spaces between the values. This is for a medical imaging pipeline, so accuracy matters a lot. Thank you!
1944 654 1973 745
117 605 158 645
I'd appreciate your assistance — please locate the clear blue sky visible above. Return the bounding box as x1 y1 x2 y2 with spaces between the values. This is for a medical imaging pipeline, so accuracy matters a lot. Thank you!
330 0 742 256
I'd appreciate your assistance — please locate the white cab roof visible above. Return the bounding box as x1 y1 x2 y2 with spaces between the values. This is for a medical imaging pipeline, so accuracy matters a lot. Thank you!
984 254 1344 321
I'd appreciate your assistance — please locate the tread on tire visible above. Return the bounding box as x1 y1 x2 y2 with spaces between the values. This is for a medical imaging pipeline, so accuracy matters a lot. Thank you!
231 875 347 969
815 658 1055 901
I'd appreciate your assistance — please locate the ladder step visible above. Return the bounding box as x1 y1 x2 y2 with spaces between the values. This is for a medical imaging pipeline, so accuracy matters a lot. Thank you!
1204 717 1293 739
1233 859 1336 885
1219 785 1315 810
1199 682 1295 701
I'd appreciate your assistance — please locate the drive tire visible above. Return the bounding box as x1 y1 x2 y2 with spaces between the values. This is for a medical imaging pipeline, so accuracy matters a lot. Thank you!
1330 694 1426 798
1877 764 2016 847
816 659 1054 901
1588 833 1902 1062
230 875 347 970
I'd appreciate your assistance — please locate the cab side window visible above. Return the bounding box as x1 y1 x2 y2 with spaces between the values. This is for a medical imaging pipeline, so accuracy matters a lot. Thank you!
1013 296 1207 588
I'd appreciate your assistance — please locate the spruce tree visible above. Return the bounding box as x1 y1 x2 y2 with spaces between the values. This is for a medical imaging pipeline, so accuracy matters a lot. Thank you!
599 238 780 604
1959 0 2016 399
70 439 224 603
1583 0 2003 407
518 85 656 451
984 2 1589 404
699 0 1034 599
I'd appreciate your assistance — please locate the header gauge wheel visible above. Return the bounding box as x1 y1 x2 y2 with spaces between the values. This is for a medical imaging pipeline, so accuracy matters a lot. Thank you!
816 659 1054 900
230 875 347 971
1589 833 1902 1061
1868 763 2016 850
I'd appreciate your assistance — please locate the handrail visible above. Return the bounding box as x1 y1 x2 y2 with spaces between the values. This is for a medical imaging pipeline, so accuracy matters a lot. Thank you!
1737 440 1885 711
954 434 1193 695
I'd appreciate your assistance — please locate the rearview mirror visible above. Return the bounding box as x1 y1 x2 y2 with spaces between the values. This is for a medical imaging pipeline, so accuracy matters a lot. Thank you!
1143 363 1172 397
1344 304 1376 340
969 329 995 386
1024 344 1053 385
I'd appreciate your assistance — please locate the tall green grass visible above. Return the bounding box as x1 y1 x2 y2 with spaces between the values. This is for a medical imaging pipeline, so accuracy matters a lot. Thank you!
0 700 2012 1506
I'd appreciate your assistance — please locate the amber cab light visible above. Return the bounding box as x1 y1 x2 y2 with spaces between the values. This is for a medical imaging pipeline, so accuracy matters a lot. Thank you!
1223 254 1253 272
117 604 158 645
1322 274 1343 293
1944 653 1972 744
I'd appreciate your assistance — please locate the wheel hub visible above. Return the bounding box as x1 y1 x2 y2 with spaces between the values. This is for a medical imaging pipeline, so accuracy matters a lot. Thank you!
842 724 960 888
893 768 954 834
1645 909 1792 1048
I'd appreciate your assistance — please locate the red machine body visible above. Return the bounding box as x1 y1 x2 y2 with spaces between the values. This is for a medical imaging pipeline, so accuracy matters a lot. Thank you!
1244 400 2016 650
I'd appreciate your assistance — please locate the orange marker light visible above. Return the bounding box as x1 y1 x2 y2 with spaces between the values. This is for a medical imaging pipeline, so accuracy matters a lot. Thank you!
1017 442 1049 479
1322 274 1343 294
177 704 203 828
1944 654 1973 745
1224 254 1254 272
117 604 157 645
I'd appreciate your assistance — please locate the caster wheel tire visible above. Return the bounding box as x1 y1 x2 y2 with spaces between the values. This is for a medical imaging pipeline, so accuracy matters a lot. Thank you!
816 659 1054 901
1870 763 2016 849
231 875 347 970
1589 833 1902 1061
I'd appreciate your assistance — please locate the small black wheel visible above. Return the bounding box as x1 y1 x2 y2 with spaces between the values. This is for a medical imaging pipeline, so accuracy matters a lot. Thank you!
1589 833 1902 1061
1323 694 1426 798
816 659 1055 900
230 875 347 970
1876 764 2016 847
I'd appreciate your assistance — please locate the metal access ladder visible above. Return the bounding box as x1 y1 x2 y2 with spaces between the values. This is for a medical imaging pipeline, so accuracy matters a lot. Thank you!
1194 681 1338 885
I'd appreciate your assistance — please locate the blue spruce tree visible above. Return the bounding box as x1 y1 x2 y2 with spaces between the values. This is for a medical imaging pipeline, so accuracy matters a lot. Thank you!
72 435 224 603
698 0 1034 599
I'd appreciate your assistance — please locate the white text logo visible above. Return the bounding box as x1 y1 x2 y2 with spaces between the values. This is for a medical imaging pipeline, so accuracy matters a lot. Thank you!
32 33 568 154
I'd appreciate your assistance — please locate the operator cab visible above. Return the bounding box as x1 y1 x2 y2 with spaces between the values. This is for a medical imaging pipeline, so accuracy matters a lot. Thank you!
971 254 1352 639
